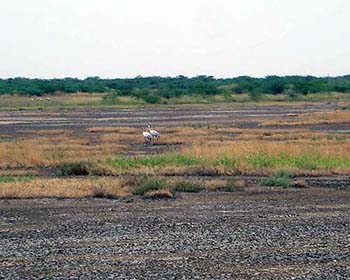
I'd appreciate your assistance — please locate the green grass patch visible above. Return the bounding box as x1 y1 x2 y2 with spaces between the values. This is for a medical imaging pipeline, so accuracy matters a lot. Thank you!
244 152 350 171
0 175 36 183
109 153 202 170
108 151 350 175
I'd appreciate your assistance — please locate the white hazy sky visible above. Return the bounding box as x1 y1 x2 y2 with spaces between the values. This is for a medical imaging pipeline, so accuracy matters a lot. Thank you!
0 0 349 78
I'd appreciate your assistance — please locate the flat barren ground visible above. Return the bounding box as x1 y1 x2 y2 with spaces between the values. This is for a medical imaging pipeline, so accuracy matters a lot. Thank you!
1 188 350 279
0 102 347 134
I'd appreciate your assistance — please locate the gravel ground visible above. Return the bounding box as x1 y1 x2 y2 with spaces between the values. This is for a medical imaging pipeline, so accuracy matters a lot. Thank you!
1 187 349 279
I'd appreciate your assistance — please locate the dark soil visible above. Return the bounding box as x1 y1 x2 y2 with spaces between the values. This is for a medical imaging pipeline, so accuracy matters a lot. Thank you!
1 188 349 279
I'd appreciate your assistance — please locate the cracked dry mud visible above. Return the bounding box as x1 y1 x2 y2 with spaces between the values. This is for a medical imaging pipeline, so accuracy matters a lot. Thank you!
1 188 349 279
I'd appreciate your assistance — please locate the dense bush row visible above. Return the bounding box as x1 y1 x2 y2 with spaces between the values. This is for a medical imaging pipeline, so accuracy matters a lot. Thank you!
1 75 350 102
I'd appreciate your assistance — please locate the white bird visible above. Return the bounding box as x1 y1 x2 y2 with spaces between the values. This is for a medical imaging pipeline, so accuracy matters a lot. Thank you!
142 127 152 144
148 124 160 141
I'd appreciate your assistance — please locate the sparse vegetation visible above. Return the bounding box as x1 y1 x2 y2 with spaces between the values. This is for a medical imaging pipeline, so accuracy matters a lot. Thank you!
173 180 204 193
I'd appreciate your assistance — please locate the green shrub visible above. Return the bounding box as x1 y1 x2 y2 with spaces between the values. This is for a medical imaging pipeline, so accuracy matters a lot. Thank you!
132 177 166 196
262 170 293 187
143 95 161 104
173 180 204 193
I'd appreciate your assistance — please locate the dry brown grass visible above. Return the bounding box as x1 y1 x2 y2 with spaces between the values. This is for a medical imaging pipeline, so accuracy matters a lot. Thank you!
0 177 129 199
184 138 350 159
0 132 127 168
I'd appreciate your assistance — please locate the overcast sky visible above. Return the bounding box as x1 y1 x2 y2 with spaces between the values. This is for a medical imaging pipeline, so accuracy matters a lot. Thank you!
0 0 349 78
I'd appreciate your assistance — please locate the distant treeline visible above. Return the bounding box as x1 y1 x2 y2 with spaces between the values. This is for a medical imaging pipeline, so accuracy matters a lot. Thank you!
1 75 350 103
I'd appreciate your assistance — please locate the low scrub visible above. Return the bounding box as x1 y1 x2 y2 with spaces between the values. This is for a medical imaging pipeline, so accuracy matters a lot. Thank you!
132 177 166 196
55 162 92 176
262 170 293 187
173 180 204 193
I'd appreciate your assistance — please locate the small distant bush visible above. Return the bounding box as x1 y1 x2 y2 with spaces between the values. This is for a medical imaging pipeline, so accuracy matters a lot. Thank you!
55 162 92 176
262 170 293 187
173 180 204 193
132 177 166 196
